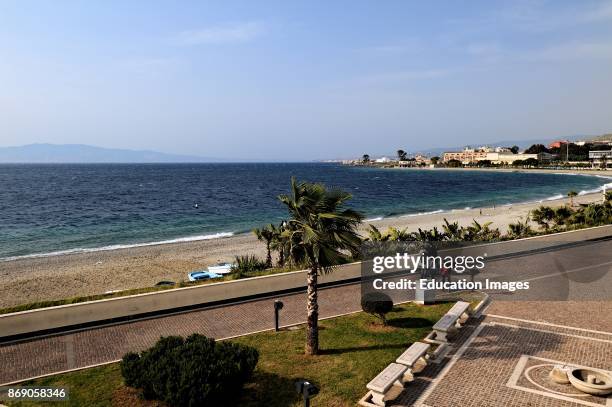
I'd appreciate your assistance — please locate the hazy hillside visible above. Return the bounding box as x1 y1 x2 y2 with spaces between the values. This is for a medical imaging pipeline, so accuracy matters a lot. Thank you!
586 134 612 142
0 144 223 163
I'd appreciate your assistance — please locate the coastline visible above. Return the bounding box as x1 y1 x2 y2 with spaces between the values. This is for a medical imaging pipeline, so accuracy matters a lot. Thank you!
390 166 611 176
0 188 606 308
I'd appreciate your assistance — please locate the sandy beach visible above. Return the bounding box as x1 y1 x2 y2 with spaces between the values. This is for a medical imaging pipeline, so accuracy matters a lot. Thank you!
0 184 607 308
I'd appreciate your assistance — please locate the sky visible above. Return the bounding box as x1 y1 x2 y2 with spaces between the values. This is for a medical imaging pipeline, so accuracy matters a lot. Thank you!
1 0 612 161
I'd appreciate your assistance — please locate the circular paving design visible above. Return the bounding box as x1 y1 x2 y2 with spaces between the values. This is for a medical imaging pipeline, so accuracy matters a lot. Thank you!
524 363 590 397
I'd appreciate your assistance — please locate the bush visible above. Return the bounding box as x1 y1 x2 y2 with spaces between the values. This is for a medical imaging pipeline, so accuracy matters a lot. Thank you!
120 334 258 406
361 292 394 325
231 255 268 277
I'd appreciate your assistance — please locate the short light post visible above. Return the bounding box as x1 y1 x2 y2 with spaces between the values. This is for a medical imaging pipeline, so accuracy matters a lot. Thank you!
274 300 284 332
295 380 319 407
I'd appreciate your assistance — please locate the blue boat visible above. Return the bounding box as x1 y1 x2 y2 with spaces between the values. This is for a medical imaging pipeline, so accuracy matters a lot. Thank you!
187 270 223 282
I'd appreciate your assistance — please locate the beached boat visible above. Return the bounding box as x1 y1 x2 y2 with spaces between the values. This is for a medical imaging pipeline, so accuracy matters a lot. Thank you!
187 271 223 281
207 262 234 274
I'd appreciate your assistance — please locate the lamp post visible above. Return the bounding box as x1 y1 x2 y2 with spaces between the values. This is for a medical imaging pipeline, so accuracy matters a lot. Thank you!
274 300 283 332
295 380 319 407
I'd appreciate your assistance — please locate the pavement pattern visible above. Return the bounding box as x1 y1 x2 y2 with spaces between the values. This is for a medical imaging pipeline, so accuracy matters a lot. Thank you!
0 282 362 385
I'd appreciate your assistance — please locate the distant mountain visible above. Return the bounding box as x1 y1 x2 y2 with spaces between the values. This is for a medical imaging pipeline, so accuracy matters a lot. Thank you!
0 144 227 163
586 134 612 142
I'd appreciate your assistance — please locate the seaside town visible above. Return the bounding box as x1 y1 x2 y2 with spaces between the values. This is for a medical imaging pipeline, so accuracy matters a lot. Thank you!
341 133 612 169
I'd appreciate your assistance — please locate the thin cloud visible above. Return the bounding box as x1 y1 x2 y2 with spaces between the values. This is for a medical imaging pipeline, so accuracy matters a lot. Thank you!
355 69 452 85
172 22 265 45
529 41 612 61
466 42 501 56
355 40 422 56
499 0 612 32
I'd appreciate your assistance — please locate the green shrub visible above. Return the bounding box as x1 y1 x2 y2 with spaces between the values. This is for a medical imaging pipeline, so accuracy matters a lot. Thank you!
231 255 268 277
120 334 258 406
361 292 394 325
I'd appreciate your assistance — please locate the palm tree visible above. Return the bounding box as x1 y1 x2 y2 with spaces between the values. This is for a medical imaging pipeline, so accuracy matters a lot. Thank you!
270 222 289 267
552 206 572 227
252 224 275 268
386 226 411 241
507 216 532 239
278 178 363 355
530 206 555 230
567 190 578 207
362 154 370 164
366 224 388 242
464 219 499 241
442 218 462 240
413 226 445 241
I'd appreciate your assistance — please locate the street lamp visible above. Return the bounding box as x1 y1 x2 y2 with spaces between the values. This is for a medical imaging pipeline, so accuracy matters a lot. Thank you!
274 300 284 332
295 380 319 407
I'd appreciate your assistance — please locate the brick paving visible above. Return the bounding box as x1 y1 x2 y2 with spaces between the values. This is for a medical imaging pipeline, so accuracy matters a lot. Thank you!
388 301 612 407
0 282 362 384
416 321 612 407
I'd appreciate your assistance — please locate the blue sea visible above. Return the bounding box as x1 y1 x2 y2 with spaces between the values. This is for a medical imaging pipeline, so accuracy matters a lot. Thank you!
0 163 610 260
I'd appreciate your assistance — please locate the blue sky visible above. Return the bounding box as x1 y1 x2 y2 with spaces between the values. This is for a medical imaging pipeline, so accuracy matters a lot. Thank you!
1 1 611 160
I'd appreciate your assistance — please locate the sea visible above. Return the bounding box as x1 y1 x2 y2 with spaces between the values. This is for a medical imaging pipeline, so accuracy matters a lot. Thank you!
0 163 610 260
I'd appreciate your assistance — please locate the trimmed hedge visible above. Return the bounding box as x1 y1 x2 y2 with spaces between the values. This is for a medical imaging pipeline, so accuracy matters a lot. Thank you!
121 334 258 406
361 292 394 325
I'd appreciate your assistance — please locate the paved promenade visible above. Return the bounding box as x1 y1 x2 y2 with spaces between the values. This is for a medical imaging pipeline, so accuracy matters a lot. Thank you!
0 282 362 385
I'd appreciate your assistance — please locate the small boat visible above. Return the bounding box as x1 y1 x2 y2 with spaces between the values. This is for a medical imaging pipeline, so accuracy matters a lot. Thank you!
188 271 223 282
207 262 234 275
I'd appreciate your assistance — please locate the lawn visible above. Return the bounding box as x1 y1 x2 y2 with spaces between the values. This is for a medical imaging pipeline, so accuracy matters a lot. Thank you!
3 302 453 407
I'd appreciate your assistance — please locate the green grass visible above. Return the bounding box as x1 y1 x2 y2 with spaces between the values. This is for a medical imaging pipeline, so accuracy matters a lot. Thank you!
2 302 453 407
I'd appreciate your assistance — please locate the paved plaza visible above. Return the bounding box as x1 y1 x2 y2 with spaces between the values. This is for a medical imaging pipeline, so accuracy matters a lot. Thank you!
393 301 612 407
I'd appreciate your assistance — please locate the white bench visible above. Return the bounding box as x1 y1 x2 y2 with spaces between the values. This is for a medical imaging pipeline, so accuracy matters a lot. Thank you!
432 313 458 342
396 342 430 382
432 301 471 342
446 301 471 324
365 363 407 406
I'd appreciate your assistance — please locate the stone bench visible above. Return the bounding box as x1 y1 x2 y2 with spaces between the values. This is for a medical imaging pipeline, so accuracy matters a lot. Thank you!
364 362 407 406
446 300 471 324
396 341 430 382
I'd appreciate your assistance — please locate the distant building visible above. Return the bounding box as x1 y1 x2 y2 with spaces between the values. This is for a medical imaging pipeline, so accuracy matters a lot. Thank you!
548 140 568 149
442 146 541 164
485 152 539 164
589 150 612 167
442 147 489 164
374 156 392 163
414 154 431 164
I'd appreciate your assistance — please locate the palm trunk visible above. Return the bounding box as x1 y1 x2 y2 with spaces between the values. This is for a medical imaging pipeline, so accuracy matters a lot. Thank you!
305 266 319 355
278 249 285 267
265 242 272 268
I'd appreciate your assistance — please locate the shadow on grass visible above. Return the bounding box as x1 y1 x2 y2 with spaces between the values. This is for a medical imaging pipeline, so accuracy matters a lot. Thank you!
238 371 300 407
387 317 433 329
319 343 406 355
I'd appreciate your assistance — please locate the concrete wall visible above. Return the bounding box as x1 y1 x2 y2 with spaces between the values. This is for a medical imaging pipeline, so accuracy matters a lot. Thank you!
0 262 361 339
1 224 611 338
